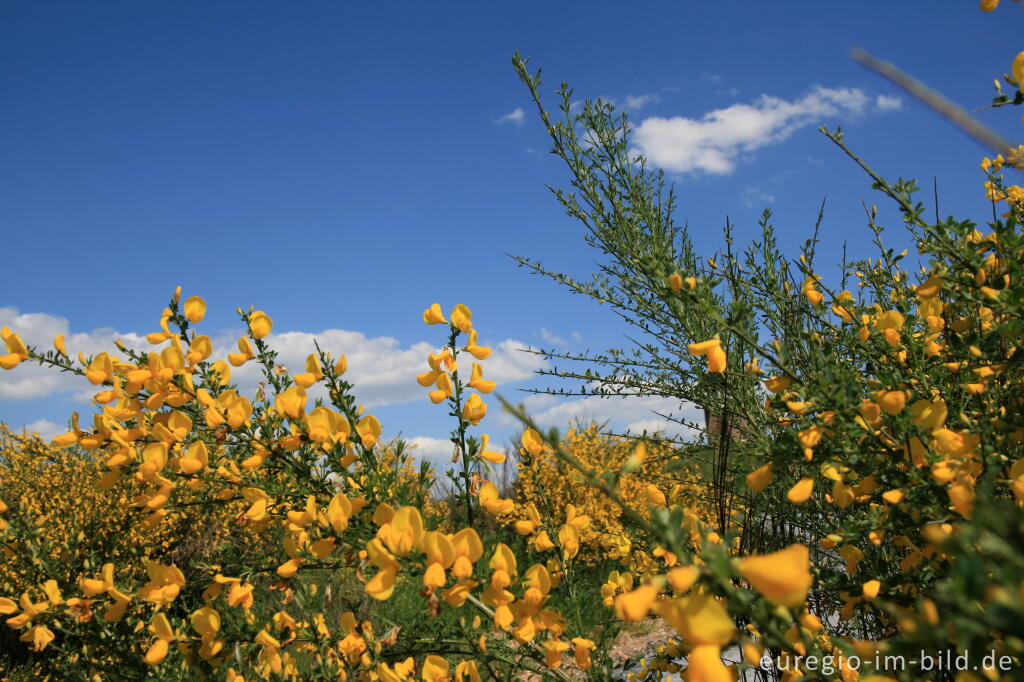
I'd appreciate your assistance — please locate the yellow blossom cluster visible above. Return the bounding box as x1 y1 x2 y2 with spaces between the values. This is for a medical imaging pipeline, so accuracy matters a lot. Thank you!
509 425 712 565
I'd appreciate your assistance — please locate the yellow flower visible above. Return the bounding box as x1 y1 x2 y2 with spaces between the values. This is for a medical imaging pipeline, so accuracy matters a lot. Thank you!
464 329 492 360
249 311 272 339
688 338 720 356
142 638 169 666
357 414 382 448
479 481 514 515
875 390 906 416
275 386 307 420
183 296 206 323
422 303 448 325
379 506 424 556
882 488 904 504
227 337 255 366
667 566 699 594
685 644 731 682
667 273 683 291
862 579 881 601
82 351 113 384
191 607 221 636
479 434 506 464
764 376 792 394
787 477 814 504
429 372 454 404
334 354 348 374
558 523 580 559
831 295 856 323
544 639 571 668
656 593 735 646
802 277 823 305
1013 50 1024 85
455 660 481 682
53 334 68 356
327 493 353 533
746 462 774 492
364 540 399 600
179 440 209 474
706 344 726 373
468 362 496 393
614 583 658 622
645 484 667 506
422 655 450 682
418 368 442 387
521 428 544 455
143 612 176 665
916 274 943 299
737 544 813 608
1 333 29 371
572 637 596 669
450 303 473 332
533 530 555 552
19 625 55 652
293 353 323 388
462 393 487 425
227 582 254 609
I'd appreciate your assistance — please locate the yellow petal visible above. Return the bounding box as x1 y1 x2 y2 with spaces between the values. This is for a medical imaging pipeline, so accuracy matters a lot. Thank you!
656 593 735 646
190 607 221 636
688 338 720 356
685 644 731 682
645 484 667 506
521 428 543 456
0 353 22 370
365 567 397 601
787 477 814 504
667 566 698 594
143 638 169 666
450 303 473 332
614 584 658 622
706 345 727 373
249 311 272 339
422 303 448 325
737 544 813 608
183 296 206 324
746 462 774 492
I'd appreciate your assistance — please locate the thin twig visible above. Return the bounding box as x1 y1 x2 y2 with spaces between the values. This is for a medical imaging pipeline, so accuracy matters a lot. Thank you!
852 47 1019 159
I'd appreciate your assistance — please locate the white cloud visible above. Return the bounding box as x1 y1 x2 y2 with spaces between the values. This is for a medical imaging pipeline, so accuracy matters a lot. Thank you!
404 434 511 472
624 418 683 435
405 436 457 465
17 419 66 440
538 328 567 346
743 186 776 209
632 86 872 175
506 393 702 441
624 93 660 110
0 307 151 401
875 94 903 112
0 308 548 409
495 108 525 125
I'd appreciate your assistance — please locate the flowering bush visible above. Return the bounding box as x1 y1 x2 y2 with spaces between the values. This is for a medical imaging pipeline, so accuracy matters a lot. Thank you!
1 6 1024 679
510 424 712 567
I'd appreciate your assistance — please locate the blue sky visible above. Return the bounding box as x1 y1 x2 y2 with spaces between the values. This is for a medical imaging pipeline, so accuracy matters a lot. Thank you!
2 1 1021 465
